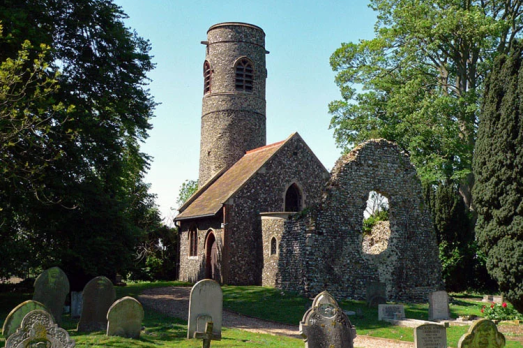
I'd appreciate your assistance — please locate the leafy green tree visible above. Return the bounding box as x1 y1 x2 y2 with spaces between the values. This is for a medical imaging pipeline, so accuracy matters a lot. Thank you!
330 0 523 208
0 0 157 287
473 40 523 312
177 179 198 207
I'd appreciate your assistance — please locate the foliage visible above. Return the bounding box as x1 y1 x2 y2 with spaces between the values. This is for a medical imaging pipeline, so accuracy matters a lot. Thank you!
473 39 523 314
362 209 389 235
423 182 495 292
176 179 198 207
329 0 523 208
481 302 522 321
0 0 157 288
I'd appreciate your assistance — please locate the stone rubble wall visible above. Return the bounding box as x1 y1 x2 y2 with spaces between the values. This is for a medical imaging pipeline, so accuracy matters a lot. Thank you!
275 139 443 302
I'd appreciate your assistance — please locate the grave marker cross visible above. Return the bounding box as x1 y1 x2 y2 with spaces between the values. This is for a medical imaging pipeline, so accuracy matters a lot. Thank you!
194 322 221 348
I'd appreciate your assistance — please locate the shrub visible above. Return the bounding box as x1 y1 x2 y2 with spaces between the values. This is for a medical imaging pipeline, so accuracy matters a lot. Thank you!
480 302 522 321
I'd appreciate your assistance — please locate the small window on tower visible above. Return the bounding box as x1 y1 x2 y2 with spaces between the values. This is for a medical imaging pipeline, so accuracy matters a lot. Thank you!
235 58 254 92
203 61 212 94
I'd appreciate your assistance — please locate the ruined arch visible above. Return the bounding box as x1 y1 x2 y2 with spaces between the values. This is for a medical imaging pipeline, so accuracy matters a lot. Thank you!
284 182 303 212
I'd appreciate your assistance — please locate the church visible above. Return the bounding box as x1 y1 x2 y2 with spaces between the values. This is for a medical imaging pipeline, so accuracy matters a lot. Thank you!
175 23 443 302
174 22 329 285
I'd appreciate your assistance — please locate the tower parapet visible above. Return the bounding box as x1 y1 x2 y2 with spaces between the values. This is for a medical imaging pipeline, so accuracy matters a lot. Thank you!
199 22 267 186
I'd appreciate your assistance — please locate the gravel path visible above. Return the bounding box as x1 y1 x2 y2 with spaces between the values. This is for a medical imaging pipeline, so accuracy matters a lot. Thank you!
138 286 414 348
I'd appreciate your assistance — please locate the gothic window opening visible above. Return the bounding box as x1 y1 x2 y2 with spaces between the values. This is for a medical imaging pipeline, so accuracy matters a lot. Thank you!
203 61 212 94
285 183 302 212
189 228 198 256
235 58 254 92
270 237 277 255
362 191 391 255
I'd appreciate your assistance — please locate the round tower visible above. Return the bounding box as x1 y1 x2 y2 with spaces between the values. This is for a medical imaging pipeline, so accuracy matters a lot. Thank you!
198 22 267 186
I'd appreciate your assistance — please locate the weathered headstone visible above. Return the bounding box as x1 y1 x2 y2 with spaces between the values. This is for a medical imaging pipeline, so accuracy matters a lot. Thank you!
458 319 505 348
429 291 450 320
187 279 222 342
2 301 50 338
71 291 83 318
366 282 387 307
77 276 115 332
5 309 75 348
378 304 405 320
106 296 144 339
483 295 504 304
32 267 69 326
415 323 447 348
299 291 356 348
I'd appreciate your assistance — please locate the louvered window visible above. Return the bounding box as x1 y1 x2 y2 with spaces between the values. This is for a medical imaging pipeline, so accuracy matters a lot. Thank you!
203 61 212 94
235 58 254 92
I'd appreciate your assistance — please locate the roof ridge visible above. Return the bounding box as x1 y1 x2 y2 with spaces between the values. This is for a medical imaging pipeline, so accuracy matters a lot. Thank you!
245 139 286 155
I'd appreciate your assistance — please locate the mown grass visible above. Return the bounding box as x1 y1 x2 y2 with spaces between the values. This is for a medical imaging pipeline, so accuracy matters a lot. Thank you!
1 282 522 347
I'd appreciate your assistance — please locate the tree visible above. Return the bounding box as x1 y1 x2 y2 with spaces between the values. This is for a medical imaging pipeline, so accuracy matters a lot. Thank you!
329 0 523 208
473 40 523 312
0 0 157 287
177 179 198 207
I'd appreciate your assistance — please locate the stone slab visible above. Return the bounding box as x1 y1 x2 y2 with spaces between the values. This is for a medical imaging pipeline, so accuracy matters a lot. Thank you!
429 291 450 320
2 300 50 338
483 295 504 304
415 323 447 348
77 276 115 332
366 282 387 307
187 279 222 339
5 309 75 348
32 267 69 326
378 304 405 320
71 291 83 318
106 296 144 339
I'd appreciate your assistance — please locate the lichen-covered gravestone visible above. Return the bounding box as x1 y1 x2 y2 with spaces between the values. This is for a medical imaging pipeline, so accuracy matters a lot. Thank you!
187 279 222 344
77 276 116 332
2 300 50 339
299 291 356 348
106 296 144 339
32 267 69 326
5 309 75 348
428 291 450 320
458 319 505 348
415 323 447 348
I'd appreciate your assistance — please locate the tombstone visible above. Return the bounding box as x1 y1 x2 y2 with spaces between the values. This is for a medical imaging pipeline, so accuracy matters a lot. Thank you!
415 323 447 348
429 291 450 320
2 301 50 338
106 296 144 339
458 319 505 348
483 295 504 304
378 304 405 320
366 282 387 307
5 310 75 348
32 267 69 326
299 291 357 348
70 291 83 318
77 276 116 332
187 279 222 343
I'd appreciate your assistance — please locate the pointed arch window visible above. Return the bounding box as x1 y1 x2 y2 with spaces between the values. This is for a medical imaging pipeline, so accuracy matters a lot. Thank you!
203 61 212 94
189 227 198 256
270 237 277 255
285 183 302 212
235 58 254 92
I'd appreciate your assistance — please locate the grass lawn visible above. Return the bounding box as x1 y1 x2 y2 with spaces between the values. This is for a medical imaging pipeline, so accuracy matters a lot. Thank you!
1 281 522 347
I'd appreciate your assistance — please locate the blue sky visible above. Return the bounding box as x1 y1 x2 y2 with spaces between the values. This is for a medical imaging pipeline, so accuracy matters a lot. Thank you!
112 0 377 224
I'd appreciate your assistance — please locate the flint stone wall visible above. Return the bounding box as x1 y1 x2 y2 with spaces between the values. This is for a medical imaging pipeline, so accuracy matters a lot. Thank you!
276 139 443 302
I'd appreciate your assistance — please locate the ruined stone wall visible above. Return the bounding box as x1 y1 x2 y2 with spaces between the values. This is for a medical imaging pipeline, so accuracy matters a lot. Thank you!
199 23 267 185
277 139 443 302
261 213 291 286
178 217 224 283
225 134 329 285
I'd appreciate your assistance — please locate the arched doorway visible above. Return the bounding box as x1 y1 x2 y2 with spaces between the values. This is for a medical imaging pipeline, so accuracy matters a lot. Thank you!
205 231 219 281
285 183 302 212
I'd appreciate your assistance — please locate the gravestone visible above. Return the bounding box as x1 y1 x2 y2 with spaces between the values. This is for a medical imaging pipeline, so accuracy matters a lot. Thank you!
106 296 144 339
428 291 450 320
415 323 447 348
366 282 387 307
71 291 83 318
458 319 505 348
77 276 116 332
378 304 405 320
299 291 356 348
5 309 75 348
187 279 222 342
2 300 50 338
483 295 504 304
32 267 69 326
